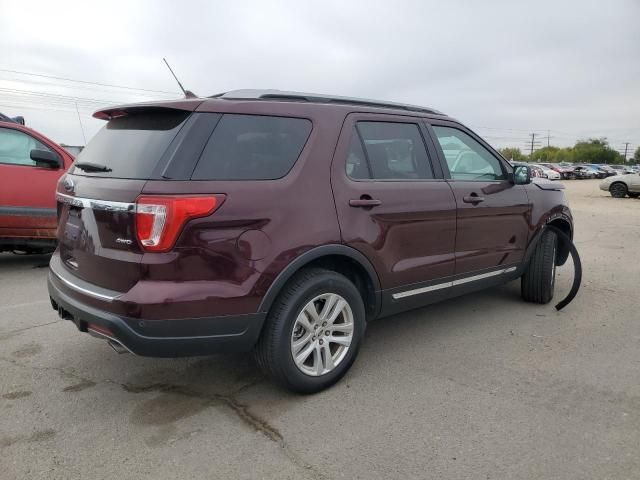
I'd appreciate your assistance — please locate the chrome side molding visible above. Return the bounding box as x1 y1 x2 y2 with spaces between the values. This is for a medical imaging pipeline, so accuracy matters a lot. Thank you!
392 266 518 300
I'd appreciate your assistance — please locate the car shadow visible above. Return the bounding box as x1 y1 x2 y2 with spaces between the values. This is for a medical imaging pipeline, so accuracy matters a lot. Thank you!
0 252 52 269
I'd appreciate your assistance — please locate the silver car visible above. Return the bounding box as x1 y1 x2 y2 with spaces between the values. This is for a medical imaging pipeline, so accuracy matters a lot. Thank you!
600 172 640 198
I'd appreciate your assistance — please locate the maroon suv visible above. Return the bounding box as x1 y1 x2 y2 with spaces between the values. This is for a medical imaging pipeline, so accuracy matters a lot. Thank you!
48 90 573 393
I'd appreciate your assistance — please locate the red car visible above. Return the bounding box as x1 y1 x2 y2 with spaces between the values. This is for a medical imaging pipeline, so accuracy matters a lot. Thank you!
0 117 74 253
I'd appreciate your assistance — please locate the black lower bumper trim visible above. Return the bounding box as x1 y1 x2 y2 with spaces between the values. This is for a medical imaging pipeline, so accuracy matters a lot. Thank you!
48 274 266 357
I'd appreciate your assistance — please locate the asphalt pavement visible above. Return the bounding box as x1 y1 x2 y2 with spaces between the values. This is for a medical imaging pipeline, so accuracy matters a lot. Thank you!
1 179 639 479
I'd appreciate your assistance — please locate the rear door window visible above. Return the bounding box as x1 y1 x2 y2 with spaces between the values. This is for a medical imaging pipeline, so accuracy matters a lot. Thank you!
348 122 434 180
70 110 190 178
191 115 312 180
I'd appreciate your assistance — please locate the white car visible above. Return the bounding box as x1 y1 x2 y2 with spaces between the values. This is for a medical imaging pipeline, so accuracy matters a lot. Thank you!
599 173 640 198
534 164 561 180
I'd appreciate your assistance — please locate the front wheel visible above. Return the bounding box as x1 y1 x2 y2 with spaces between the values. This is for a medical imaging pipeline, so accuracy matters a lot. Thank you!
521 230 557 304
609 183 628 198
254 268 366 393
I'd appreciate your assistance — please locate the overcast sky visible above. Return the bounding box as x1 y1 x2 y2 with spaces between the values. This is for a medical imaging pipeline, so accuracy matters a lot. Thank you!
1 0 639 156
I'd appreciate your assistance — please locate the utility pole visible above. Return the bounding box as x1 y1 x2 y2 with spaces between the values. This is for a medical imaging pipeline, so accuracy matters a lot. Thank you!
547 130 550 147
529 133 537 157
622 142 630 163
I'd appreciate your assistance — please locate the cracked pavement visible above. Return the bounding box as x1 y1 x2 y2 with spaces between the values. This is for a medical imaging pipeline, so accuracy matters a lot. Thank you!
1 180 640 479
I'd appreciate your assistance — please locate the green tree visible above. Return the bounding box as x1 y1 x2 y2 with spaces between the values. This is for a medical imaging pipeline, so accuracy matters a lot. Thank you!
531 146 562 162
530 146 574 163
499 147 526 162
572 138 622 164
634 146 640 163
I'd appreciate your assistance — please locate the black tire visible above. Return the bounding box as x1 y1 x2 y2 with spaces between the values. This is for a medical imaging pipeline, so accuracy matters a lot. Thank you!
610 182 628 198
521 230 557 304
254 268 366 394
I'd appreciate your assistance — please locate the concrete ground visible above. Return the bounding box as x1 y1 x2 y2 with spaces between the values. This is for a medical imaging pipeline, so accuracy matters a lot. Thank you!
1 179 639 479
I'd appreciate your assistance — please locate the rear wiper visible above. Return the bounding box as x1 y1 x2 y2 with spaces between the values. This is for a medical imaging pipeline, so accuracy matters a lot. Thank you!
73 161 112 173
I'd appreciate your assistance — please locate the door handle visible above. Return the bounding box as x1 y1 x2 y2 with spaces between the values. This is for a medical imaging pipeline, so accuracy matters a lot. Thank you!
462 194 485 204
349 198 382 208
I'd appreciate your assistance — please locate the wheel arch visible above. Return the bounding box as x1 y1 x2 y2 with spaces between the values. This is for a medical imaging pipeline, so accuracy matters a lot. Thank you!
524 214 573 268
258 245 382 320
547 217 572 266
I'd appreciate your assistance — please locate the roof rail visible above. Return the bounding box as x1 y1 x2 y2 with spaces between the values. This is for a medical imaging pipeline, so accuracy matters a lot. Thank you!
210 89 444 115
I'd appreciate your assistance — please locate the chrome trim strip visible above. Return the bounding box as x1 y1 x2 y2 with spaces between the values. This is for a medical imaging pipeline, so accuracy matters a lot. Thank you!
451 268 505 286
56 193 135 212
392 281 452 300
51 270 120 302
392 266 519 300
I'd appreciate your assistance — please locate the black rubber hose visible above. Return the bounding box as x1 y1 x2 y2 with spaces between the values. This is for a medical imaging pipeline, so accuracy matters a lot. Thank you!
546 225 582 311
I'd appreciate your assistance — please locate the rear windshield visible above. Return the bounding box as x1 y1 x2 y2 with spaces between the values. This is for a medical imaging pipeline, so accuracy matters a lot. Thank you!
71 110 189 178
191 114 312 180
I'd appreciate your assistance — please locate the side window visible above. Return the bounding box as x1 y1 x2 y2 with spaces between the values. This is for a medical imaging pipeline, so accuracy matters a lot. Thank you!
432 126 506 181
349 122 433 180
0 128 52 166
192 114 312 180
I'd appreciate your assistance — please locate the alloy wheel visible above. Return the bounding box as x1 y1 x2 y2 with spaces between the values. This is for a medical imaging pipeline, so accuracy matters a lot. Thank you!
290 293 354 377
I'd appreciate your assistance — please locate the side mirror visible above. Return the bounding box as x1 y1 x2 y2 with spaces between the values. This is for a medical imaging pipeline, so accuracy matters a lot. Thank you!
513 165 532 185
30 149 61 169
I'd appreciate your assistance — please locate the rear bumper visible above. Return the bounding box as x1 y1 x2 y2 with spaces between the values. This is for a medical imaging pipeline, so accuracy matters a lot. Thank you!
48 272 266 357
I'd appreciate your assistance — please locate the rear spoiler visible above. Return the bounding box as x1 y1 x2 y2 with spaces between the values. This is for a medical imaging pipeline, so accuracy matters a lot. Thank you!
93 99 204 120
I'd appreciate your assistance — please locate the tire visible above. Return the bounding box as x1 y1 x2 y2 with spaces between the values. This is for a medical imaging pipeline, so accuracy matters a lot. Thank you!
609 182 628 198
521 230 557 304
254 268 366 393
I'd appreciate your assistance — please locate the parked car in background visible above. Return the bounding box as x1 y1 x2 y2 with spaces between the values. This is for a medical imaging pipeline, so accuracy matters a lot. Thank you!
47 90 573 393
597 165 618 177
0 111 25 125
533 164 561 180
609 165 633 175
572 165 598 179
585 165 609 179
0 118 74 253
513 162 545 178
530 164 546 178
552 164 576 179
600 172 640 198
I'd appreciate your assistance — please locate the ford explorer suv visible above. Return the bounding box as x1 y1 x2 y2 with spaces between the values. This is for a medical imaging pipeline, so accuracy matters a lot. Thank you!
1 118 74 253
48 90 573 393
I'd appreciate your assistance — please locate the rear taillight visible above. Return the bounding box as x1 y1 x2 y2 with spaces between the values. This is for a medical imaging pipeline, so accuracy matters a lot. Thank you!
135 195 225 252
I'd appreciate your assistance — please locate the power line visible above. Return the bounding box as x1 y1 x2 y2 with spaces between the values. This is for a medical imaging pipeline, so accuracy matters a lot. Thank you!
0 75 177 100
0 102 94 116
0 68 178 96
0 87 130 106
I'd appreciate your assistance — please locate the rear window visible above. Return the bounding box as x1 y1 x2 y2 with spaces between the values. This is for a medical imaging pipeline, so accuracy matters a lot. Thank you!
71 110 189 178
191 114 312 180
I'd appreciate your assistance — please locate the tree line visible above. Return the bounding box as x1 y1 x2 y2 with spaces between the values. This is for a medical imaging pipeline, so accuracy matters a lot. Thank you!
498 139 640 165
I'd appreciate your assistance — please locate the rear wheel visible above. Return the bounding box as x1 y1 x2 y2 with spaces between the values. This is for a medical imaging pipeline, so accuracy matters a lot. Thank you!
522 230 557 304
609 182 628 198
254 268 365 393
